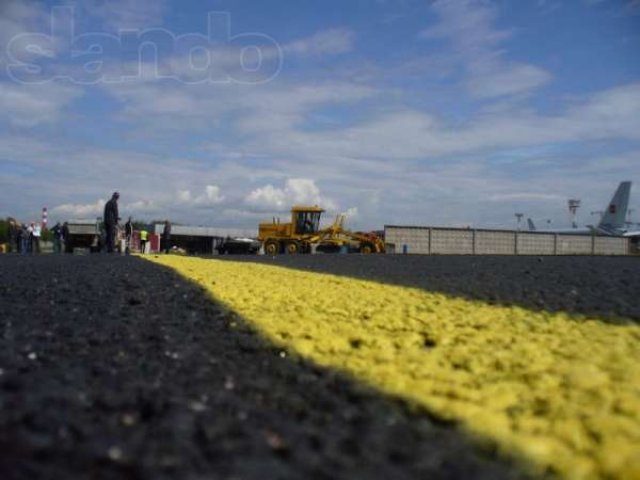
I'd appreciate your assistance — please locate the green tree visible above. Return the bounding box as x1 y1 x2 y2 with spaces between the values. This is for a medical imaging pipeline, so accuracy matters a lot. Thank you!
41 228 53 242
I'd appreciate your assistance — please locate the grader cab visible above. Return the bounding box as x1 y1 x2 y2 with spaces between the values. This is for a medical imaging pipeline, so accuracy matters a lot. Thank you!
258 206 384 255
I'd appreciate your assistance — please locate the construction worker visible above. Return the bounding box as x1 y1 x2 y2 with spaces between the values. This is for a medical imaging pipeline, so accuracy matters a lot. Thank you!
139 228 148 254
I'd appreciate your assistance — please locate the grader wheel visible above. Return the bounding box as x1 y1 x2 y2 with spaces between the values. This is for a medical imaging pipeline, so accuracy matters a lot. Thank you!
264 240 280 256
285 241 301 255
360 242 374 254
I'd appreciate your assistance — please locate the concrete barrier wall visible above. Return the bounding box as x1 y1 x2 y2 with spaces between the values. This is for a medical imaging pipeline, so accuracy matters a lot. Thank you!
557 234 592 255
517 233 556 255
431 229 473 254
476 231 514 254
385 226 629 256
594 236 628 255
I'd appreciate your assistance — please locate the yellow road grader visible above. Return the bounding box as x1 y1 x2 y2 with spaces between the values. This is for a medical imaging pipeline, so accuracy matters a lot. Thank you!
258 206 385 255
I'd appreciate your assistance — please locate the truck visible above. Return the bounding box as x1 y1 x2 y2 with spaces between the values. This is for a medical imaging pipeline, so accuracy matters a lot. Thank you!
258 206 385 255
64 219 101 253
216 237 261 255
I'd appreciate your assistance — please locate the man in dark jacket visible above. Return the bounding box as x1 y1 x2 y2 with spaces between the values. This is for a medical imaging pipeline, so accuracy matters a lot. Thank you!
51 222 62 253
103 192 120 253
7 218 17 253
162 220 172 254
61 222 70 253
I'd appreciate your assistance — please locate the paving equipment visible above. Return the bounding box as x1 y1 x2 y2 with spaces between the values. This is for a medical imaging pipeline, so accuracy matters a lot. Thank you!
258 206 385 255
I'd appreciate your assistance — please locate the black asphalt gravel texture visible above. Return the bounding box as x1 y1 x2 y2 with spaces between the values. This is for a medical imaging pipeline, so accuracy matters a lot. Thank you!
0 254 542 480
223 255 640 323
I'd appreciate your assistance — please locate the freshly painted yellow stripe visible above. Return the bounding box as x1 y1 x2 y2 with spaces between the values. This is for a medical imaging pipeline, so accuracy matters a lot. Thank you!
145 255 640 480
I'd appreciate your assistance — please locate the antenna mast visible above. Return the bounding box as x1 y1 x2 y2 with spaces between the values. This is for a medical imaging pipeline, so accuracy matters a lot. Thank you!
515 212 523 230
568 199 581 228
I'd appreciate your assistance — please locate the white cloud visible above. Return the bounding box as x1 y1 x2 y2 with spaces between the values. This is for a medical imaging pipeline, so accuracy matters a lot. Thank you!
102 80 376 136
245 178 336 212
0 82 82 126
343 207 359 218
420 0 551 98
0 0 54 67
488 193 564 202
257 82 640 161
234 83 376 134
124 199 158 213
81 0 167 31
420 0 511 50
176 185 224 207
52 199 105 219
284 28 355 56
176 190 192 203
50 184 223 222
467 61 552 99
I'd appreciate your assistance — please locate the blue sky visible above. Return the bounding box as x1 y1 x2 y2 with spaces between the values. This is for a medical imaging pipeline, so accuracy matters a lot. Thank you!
1 0 639 230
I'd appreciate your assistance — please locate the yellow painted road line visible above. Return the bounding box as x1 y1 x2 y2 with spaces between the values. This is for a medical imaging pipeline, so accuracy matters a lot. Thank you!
145 256 640 480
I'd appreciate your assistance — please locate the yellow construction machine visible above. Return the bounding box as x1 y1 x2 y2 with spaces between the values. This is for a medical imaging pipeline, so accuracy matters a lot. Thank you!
258 206 385 255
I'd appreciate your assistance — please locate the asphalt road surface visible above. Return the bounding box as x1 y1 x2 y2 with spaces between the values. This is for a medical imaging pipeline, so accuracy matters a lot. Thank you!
0 255 537 480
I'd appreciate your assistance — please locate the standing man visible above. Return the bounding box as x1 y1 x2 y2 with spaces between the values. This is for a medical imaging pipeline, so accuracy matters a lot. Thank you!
27 223 34 253
124 217 133 254
7 218 17 253
139 228 148 254
103 192 120 253
51 222 62 253
18 224 26 254
162 220 172 254
61 222 70 253
32 222 41 254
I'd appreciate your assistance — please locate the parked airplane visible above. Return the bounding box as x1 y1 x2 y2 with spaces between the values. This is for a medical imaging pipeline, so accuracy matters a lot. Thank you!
527 181 640 237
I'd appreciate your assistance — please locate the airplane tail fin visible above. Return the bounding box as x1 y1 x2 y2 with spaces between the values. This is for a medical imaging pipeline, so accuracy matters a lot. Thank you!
527 218 536 231
599 181 631 230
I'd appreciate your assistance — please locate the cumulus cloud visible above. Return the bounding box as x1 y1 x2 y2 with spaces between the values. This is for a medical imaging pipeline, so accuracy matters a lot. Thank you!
259 82 640 161
343 207 359 218
0 82 82 127
421 0 551 98
245 178 336 211
488 193 564 202
197 185 224 206
0 0 54 67
466 61 552 99
176 185 224 207
80 0 167 31
284 28 355 56
52 199 105 219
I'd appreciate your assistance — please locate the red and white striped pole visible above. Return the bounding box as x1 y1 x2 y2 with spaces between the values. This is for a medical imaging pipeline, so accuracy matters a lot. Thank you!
42 207 48 231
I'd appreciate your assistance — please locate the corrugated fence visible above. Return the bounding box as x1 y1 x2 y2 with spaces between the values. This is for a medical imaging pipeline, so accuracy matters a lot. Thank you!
384 226 629 255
